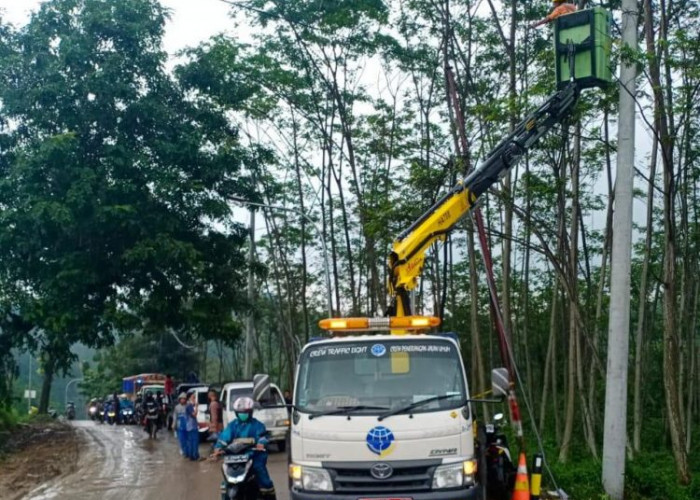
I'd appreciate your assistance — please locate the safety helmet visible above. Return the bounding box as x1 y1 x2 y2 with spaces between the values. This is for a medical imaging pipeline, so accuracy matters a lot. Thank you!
233 396 255 422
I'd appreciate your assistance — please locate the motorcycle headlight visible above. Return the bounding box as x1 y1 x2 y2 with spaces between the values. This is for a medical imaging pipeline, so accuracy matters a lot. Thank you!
432 460 476 489
289 464 333 492
275 419 290 427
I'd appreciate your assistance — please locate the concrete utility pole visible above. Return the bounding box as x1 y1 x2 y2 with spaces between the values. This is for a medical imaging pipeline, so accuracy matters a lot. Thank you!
602 1 638 497
244 207 256 380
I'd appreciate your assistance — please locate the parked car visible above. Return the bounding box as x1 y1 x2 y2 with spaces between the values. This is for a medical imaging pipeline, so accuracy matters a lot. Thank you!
176 382 207 398
220 381 289 452
189 385 211 441
138 384 165 399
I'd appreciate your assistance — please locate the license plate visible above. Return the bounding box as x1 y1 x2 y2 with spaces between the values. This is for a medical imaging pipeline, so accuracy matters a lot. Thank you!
224 455 248 464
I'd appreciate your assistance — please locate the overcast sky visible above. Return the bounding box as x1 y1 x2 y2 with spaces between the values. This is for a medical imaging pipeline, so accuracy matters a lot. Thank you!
0 0 234 54
0 0 649 238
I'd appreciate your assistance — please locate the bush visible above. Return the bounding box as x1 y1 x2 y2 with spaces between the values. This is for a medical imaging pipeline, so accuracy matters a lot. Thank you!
626 451 700 500
0 406 18 431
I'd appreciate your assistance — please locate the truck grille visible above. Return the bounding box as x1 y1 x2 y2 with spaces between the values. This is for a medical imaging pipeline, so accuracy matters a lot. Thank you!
323 460 440 493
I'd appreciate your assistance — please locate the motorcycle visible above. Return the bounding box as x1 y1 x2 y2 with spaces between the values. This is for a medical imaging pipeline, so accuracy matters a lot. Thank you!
120 406 135 425
483 413 515 500
88 403 99 421
106 408 117 425
97 402 105 424
215 439 261 500
143 401 160 439
66 402 76 421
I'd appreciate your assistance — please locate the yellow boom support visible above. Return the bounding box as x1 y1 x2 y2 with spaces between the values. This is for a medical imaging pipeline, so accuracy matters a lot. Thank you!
386 83 580 319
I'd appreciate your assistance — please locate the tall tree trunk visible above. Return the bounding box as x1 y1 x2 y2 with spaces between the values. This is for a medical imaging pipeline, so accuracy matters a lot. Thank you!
325 153 341 315
500 0 517 338
662 160 690 484
589 103 614 439
467 227 487 421
292 114 310 342
649 0 690 483
560 129 576 463
633 130 658 453
539 278 558 435
571 122 598 458
38 352 55 414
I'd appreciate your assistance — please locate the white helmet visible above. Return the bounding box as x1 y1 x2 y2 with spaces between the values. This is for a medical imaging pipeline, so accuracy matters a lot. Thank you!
233 396 255 421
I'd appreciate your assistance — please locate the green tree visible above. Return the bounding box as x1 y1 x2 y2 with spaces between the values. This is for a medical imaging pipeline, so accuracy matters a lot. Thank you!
0 0 256 412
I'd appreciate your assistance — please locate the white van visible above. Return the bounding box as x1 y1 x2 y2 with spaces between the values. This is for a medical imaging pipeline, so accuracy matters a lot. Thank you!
221 381 290 451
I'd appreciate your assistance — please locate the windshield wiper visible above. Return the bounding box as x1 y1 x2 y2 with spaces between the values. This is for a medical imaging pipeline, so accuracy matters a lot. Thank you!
308 405 389 420
378 394 463 421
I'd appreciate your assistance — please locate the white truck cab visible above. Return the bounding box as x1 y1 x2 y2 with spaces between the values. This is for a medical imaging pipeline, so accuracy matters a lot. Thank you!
288 333 483 500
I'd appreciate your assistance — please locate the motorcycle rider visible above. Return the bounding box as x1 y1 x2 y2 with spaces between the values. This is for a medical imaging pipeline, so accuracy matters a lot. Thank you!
212 397 276 499
143 392 159 430
156 391 167 428
66 401 76 420
111 392 121 424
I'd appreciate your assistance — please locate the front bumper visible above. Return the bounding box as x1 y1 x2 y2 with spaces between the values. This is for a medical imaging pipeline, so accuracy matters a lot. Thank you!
291 486 481 500
267 426 289 443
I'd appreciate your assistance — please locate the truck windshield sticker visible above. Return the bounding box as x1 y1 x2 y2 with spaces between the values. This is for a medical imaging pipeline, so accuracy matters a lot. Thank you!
371 344 386 356
390 344 452 353
309 346 369 357
307 343 451 358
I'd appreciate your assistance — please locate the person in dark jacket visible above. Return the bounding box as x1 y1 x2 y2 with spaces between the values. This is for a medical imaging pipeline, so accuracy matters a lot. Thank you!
212 397 276 499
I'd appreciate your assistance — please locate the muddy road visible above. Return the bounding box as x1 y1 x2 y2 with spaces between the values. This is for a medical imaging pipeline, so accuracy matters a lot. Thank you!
26 421 290 500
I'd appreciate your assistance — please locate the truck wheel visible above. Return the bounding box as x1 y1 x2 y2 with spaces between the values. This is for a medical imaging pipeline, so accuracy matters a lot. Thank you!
277 440 286 453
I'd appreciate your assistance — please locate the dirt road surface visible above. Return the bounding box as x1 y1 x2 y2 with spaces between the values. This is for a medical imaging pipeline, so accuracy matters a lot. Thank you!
26 421 290 500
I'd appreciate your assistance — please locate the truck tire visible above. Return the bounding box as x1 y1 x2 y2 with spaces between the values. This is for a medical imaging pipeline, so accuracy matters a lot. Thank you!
277 440 286 453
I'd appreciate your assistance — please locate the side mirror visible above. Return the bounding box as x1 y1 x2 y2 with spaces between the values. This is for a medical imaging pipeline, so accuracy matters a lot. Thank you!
253 373 271 403
491 368 510 399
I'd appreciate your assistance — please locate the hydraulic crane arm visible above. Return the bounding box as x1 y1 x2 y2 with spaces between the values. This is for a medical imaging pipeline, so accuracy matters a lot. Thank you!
387 83 580 317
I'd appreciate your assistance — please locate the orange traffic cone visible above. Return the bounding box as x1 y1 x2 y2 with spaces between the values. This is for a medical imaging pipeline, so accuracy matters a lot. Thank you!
511 452 530 500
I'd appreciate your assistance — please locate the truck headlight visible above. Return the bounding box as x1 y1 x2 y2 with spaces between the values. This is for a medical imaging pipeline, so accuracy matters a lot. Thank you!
432 460 476 489
275 419 290 427
289 464 333 492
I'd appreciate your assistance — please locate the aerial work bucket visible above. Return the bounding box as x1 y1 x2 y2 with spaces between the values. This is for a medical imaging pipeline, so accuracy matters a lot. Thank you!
554 7 612 90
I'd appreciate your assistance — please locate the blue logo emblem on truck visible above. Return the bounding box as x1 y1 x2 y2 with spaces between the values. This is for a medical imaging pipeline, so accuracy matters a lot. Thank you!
366 426 395 457
371 344 386 357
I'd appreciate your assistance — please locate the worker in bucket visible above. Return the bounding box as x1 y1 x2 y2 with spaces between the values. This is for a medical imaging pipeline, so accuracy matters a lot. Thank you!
529 0 577 28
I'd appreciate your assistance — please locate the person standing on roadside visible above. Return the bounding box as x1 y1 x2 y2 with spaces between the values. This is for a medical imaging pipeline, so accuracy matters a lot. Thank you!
173 392 188 456
164 374 174 403
185 391 201 460
207 389 223 442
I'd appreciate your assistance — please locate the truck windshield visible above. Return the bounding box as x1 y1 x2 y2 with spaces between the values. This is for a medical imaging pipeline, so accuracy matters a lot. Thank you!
296 338 467 415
